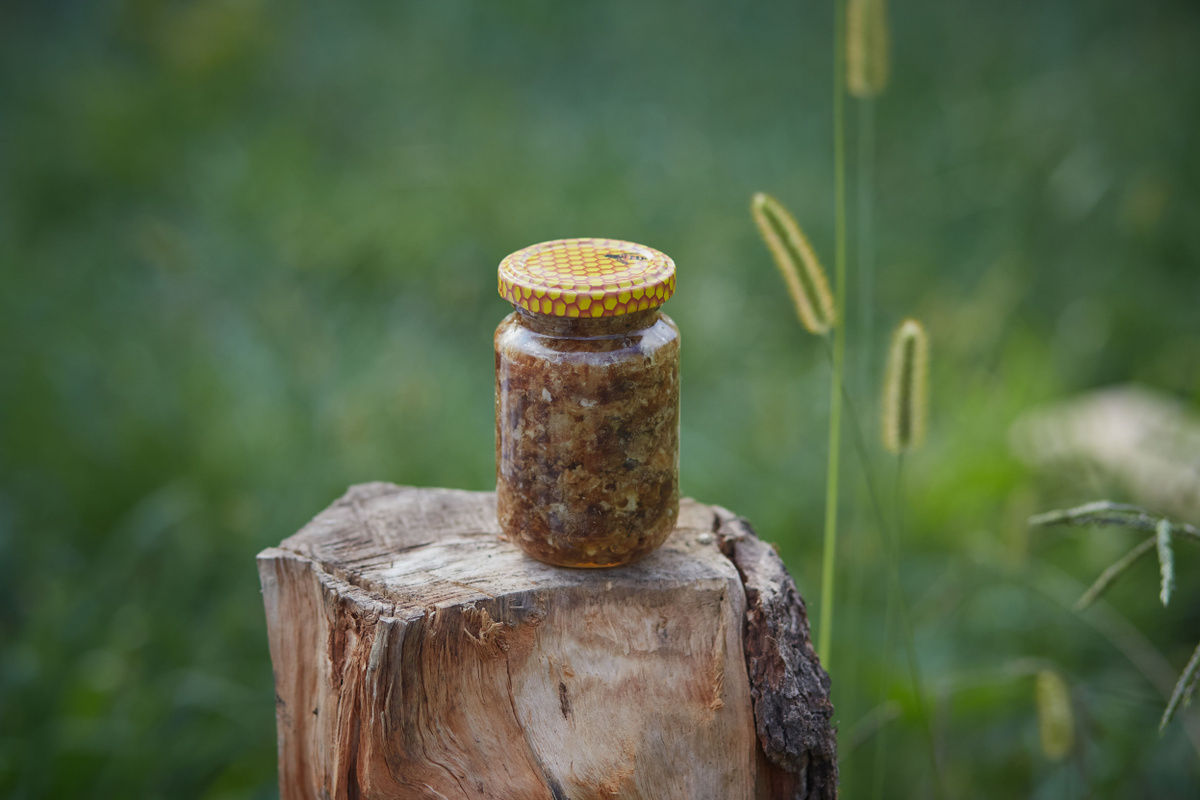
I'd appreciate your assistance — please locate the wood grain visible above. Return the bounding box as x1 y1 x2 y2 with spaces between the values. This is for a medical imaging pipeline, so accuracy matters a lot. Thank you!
259 483 836 799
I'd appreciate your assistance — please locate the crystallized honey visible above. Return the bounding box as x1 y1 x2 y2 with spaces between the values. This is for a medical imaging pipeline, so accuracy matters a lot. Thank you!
495 238 680 567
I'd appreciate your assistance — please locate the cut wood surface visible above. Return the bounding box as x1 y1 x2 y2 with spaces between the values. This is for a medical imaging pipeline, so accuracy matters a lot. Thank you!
258 483 836 800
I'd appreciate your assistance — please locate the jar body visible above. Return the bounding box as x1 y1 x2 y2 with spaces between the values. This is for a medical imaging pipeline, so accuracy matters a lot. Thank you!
495 308 680 567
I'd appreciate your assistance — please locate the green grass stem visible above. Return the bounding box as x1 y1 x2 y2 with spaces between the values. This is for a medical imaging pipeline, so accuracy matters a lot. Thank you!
1161 638 1200 734
817 0 850 670
828 354 946 798
857 96 876 399
1074 536 1156 611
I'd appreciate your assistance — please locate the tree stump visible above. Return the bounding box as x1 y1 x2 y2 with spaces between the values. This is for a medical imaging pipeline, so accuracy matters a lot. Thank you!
258 483 836 800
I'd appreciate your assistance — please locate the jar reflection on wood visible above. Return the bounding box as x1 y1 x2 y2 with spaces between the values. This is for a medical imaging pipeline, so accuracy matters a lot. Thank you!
494 238 680 567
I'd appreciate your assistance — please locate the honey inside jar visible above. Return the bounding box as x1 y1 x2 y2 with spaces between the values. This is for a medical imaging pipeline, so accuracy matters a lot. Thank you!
495 238 680 567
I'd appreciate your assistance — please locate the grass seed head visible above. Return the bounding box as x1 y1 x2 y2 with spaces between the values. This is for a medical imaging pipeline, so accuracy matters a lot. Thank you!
882 318 929 454
1035 669 1074 761
847 0 890 98
1157 518 1175 607
751 192 836 335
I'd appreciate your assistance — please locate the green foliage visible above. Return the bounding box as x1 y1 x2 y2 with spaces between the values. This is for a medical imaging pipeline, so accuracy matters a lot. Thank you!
2 0 1200 798
1031 502 1199 739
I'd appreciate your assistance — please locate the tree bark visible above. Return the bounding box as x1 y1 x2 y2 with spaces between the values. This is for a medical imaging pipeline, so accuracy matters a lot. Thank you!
258 483 836 800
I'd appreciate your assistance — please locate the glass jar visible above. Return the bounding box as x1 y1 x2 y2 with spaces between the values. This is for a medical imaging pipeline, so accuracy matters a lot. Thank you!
495 238 680 567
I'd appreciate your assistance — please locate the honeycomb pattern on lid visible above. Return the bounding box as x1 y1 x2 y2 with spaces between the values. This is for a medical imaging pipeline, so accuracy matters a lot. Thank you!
498 238 676 317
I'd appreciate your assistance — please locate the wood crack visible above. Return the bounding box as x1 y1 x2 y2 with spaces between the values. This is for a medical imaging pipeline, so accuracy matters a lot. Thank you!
259 484 835 799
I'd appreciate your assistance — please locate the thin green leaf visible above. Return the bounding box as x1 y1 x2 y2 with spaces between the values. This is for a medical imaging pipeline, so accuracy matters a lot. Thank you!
1161 639 1200 734
1073 536 1156 612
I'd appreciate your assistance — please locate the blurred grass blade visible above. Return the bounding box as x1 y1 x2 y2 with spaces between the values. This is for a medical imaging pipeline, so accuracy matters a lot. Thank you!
1161 639 1200 734
1029 501 1200 541
846 699 902 753
1036 669 1074 760
1029 501 1150 528
1157 518 1175 607
881 318 929 454
751 192 836 335
847 0 889 97
1074 536 1156 611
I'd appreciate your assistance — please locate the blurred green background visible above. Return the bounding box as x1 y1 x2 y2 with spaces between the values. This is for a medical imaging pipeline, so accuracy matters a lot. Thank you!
2 0 1199 797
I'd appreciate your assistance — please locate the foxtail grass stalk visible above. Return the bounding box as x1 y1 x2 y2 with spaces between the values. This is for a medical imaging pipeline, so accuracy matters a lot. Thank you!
750 189 841 667
847 0 890 98
856 98 877 396
849 0 887 397
817 0 850 670
847 0 887 755
874 318 944 799
882 319 929 454
848 0 886 392
826 355 944 800
1036 669 1075 760
752 193 835 334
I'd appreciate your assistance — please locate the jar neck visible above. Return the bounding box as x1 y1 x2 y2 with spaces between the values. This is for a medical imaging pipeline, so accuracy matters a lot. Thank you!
514 306 659 337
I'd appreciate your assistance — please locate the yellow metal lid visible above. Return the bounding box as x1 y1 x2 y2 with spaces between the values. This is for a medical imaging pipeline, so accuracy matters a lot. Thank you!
498 238 676 317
